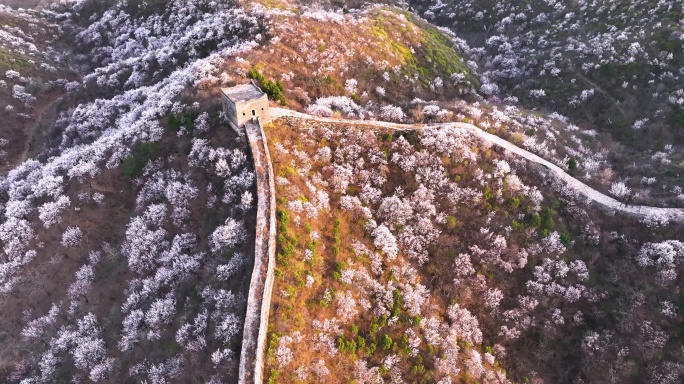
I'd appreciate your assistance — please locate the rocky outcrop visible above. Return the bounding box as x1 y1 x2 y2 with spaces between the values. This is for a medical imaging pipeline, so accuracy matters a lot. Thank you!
238 119 276 384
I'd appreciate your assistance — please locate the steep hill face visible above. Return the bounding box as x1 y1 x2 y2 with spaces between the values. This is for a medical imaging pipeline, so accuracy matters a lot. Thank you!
0 5 74 172
409 0 684 142
299 0 684 207
0 1 682 384
406 0 684 206
0 1 487 380
0 1 263 382
240 0 684 208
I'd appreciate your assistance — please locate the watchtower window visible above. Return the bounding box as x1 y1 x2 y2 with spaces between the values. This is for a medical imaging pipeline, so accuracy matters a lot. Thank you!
252 110 256 116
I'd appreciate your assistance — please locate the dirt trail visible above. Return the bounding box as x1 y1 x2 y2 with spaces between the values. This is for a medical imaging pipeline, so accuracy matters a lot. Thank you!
271 108 684 224
17 95 61 165
570 66 630 121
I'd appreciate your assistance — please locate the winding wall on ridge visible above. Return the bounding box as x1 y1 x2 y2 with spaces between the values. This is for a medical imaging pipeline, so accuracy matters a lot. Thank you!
270 107 684 224
238 119 276 384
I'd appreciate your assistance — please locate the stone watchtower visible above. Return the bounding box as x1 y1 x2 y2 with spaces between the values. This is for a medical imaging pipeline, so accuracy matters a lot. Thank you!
221 81 272 132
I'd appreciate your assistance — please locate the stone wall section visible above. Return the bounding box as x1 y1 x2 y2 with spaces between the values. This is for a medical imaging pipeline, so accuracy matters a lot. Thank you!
221 92 239 133
238 119 276 384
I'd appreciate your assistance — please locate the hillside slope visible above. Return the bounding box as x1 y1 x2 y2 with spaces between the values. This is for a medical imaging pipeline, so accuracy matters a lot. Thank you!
0 2 263 382
0 5 74 171
407 0 684 207
227 0 684 209
262 112 684 384
0 1 682 383
217 2 479 116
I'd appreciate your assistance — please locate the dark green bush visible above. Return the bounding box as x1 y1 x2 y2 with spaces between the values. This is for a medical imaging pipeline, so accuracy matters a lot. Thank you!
511 220 524 231
668 105 684 128
370 322 379 337
482 184 494 201
412 356 426 374
122 142 157 179
248 67 286 105
382 334 394 350
337 337 358 354
390 290 403 317
356 336 366 350
166 109 197 131
247 67 265 84
560 233 573 247
426 344 435 354
528 213 541 228
266 332 279 357
400 333 410 348
540 207 556 230
276 208 297 266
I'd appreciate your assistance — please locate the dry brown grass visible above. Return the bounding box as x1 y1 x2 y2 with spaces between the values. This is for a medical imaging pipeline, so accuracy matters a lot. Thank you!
219 6 475 113
262 118 501 382
260 116 609 383
263 121 376 382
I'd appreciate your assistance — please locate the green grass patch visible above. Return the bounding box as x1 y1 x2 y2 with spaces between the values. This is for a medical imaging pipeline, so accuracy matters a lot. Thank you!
276 208 298 267
369 12 476 88
0 48 36 72
405 16 478 87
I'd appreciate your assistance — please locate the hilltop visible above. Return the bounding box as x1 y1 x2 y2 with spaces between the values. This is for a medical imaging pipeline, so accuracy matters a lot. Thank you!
218 2 479 116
